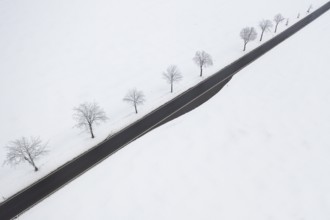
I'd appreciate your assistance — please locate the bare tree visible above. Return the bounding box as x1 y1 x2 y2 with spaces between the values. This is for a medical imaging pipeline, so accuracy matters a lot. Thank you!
123 88 145 114
240 27 258 51
163 65 182 93
307 5 313 13
73 102 108 138
274 13 285 33
193 51 213 77
4 136 48 172
259 20 273 41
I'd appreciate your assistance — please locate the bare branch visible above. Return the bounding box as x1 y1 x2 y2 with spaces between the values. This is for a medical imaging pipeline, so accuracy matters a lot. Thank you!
123 89 145 114
4 136 49 172
163 65 182 93
193 51 213 77
73 102 108 138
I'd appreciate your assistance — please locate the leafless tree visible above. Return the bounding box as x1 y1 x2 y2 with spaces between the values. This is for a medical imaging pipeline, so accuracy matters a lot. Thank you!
123 88 145 114
259 20 273 41
240 27 257 51
3 136 48 172
163 65 182 93
307 5 313 13
274 13 285 33
193 51 213 77
73 102 108 138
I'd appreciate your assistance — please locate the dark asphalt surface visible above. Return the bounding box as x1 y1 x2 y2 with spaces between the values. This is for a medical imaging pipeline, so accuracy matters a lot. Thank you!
1 2 330 219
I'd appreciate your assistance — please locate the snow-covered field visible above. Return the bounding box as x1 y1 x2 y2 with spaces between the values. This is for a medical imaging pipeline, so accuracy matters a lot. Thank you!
0 0 328 207
16 2 330 220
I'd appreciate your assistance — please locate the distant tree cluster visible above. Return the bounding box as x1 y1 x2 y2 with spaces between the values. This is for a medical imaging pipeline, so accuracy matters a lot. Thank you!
240 13 285 51
239 3 315 51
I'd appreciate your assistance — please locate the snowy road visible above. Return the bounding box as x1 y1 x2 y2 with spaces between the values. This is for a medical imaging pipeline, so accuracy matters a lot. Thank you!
1 2 330 219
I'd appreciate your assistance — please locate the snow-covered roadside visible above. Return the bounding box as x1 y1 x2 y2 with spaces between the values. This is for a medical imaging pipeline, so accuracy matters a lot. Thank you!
0 0 327 200
21 6 330 220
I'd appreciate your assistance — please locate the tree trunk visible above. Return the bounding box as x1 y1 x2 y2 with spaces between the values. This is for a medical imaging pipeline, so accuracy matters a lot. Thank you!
260 30 264 41
30 160 38 172
275 24 278 33
134 104 138 114
171 82 173 93
89 124 95 138
26 154 39 172
243 42 247 51
200 66 203 77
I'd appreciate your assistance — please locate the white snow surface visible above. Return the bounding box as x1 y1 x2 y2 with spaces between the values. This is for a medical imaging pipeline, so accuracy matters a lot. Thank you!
17 2 330 220
0 0 329 214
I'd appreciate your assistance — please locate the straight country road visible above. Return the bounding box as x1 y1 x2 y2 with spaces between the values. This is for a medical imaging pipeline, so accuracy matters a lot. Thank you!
1 2 329 219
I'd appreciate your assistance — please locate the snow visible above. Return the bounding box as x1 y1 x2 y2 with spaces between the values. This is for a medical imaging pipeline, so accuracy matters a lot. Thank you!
16 1 330 220
0 0 328 211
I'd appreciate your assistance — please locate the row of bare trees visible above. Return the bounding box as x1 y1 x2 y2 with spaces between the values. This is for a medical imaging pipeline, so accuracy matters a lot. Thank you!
240 13 285 51
3 4 314 172
3 51 213 172
72 50 214 138
240 4 313 51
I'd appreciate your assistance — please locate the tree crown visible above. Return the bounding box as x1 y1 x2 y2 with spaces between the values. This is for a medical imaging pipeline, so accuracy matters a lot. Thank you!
193 51 213 68
259 19 273 31
123 89 145 106
274 14 285 24
73 102 108 129
240 27 258 42
163 65 182 83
